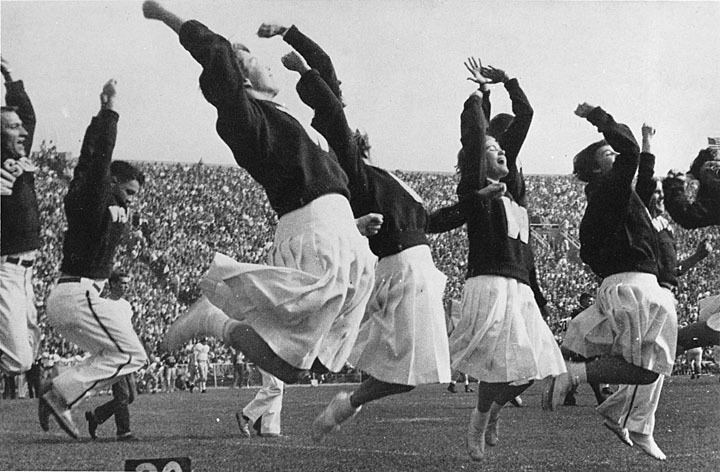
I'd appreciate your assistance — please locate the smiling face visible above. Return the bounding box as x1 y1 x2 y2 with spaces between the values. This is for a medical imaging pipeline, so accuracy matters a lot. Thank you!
1 109 28 158
593 144 618 176
484 136 508 180
235 49 279 97
112 178 141 207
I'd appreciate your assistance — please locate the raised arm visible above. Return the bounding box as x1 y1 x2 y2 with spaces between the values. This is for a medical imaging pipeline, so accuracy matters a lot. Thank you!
577 103 640 198
2 58 36 155
143 1 256 131
483 66 533 165
663 165 720 229
67 80 119 218
286 52 369 196
457 58 491 197
258 23 342 100
636 123 657 208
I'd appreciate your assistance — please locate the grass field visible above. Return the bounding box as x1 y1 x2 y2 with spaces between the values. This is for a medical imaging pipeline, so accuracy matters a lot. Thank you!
1 375 719 471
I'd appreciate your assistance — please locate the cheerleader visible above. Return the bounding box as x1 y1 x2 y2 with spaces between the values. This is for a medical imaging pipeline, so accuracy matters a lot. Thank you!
449 58 565 461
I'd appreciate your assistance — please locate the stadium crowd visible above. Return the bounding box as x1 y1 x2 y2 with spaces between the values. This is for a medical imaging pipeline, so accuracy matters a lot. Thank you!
6 147 713 377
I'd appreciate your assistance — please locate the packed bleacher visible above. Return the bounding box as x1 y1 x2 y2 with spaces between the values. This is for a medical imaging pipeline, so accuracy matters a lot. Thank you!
28 145 720 373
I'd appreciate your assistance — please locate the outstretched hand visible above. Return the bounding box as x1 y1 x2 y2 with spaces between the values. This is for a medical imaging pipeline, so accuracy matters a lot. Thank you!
474 182 507 201
464 57 490 87
101 79 117 109
641 123 656 139
281 51 309 74
574 102 596 118
142 0 165 20
1 57 12 82
1 169 16 196
257 23 288 38
356 213 384 237
481 65 508 84
666 169 686 183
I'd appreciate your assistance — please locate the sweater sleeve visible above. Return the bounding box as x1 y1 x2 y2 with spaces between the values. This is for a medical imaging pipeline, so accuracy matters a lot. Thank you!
586 107 640 209
426 201 466 233
4 80 36 158
66 109 118 222
457 92 489 197
178 20 259 138
636 152 657 209
296 69 369 197
499 79 533 205
283 25 342 99
663 177 720 228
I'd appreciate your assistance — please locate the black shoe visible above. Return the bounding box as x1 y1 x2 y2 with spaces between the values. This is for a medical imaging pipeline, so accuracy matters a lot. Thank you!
116 432 137 441
563 393 577 406
447 383 457 394
85 411 99 440
38 381 52 432
465 386 474 393
601 387 614 395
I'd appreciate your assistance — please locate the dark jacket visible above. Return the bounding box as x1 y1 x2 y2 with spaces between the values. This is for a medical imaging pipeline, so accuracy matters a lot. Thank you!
1 80 41 256
178 20 349 217
579 108 659 279
60 109 127 279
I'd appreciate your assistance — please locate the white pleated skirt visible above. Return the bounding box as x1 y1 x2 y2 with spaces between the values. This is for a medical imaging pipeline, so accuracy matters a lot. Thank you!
699 294 720 331
449 275 566 383
349 245 451 386
563 272 677 376
199 194 377 372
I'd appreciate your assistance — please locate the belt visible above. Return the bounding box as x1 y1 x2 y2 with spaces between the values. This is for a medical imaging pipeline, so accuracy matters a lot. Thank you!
57 276 103 293
4 256 34 267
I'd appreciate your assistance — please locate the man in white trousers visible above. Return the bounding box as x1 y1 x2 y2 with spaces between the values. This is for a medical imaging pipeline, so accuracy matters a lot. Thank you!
236 368 284 438
39 80 147 440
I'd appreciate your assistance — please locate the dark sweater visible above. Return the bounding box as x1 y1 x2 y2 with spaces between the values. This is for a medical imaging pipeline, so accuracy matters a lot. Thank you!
457 92 534 285
579 108 658 279
636 152 678 287
662 171 720 229
178 20 349 217
296 69 430 259
1 80 41 256
60 109 126 279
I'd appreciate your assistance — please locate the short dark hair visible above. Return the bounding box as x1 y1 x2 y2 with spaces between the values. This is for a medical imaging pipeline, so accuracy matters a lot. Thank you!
109 270 129 284
488 113 514 139
573 140 608 183
1 105 19 114
688 147 719 178
110 160 145 185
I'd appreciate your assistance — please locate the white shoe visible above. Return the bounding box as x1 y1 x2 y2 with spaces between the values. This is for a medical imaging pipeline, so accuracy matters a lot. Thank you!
42 390 79 440
602 419 633 447
485 403 503 446
542 368 581 411
311 392 361 442
629 432 666 460
165 298 226 351
467 408 491 461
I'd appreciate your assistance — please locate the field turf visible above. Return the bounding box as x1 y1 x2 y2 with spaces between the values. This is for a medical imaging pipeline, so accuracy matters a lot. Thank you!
1 375 718 471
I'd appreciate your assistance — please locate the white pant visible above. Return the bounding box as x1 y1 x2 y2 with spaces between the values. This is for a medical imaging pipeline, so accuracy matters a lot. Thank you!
597 375 664 435
243 368 284 435
46 278 147 407
0 256 40 374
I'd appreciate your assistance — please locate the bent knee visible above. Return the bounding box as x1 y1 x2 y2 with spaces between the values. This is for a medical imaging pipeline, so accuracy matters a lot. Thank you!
637 370 659 385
